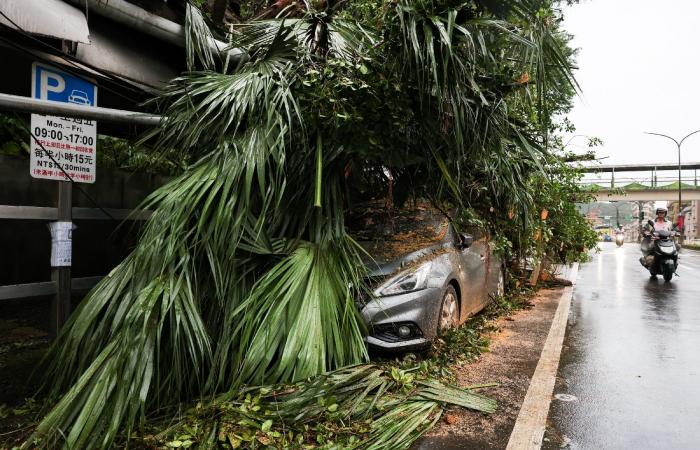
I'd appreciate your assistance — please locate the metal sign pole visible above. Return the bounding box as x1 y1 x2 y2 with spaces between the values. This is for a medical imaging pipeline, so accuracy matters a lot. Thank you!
51 181 72 335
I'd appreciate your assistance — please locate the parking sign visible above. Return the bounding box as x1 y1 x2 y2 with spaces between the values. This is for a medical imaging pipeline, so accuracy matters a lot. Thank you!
29 63 97 183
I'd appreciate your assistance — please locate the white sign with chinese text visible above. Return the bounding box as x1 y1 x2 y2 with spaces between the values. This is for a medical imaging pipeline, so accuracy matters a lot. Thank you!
30 63 97 183
49 221 73 266
30 115 97 183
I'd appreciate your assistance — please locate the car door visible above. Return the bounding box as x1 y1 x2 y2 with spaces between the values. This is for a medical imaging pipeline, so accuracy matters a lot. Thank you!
456 228 488 320
482 232 502 302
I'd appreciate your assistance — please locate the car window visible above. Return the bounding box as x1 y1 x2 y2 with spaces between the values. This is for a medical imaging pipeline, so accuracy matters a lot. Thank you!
346 201 451 264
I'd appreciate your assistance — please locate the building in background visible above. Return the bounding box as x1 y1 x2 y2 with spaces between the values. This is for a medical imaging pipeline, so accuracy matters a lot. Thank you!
680 201 698 241
661 200 699 242
577 200 695 242
630 201 655 241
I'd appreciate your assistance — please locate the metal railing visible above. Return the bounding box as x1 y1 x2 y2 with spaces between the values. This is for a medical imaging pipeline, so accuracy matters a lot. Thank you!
0 206 151 302
578 176 700 189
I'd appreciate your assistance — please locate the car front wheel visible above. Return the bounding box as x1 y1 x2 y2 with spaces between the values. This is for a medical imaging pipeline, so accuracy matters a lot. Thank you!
438 285 459 334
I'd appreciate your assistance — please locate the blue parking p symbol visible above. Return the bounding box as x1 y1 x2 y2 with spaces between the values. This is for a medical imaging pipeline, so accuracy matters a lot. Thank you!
31 63 97 106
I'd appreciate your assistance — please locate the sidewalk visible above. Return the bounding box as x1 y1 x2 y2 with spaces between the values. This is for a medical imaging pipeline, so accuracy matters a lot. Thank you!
415 279 575 450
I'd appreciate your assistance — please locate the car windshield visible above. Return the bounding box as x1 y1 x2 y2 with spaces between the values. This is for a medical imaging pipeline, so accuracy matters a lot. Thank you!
345 200 450 265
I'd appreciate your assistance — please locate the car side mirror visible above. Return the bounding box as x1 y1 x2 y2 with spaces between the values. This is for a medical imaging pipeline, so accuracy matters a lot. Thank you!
458 233 473 249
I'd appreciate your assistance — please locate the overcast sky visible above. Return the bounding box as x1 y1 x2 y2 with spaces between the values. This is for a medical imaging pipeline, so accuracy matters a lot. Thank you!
562 0 700 169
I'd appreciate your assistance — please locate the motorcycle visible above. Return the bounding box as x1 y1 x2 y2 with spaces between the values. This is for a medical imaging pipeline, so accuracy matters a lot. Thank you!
639 220 678 282
615 231 625 247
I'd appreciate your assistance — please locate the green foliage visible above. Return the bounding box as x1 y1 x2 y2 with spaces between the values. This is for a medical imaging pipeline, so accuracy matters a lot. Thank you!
97 136 182 175
0 114 30 156
220 242 369 386
531 157 599 264
185 2 220 71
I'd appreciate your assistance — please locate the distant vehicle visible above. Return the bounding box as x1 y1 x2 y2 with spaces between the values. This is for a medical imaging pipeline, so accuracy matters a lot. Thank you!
348 204 504 351
67 90 90 105
594 225 614 242
615 231 625 247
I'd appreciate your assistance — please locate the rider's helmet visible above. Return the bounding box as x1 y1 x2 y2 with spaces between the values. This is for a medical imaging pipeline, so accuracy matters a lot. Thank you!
656 207 668 216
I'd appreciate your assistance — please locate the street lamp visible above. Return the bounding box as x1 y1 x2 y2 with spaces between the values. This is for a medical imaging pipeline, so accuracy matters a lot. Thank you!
644 129 700 240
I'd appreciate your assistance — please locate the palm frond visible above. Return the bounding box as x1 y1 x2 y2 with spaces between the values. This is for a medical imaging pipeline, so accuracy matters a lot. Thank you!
148 364 496 450
223 240 368 387
229 11 373 63
185 3 219 71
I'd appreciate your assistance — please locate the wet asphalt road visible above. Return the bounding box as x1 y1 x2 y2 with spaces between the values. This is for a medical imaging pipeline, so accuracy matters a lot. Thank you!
546 243 700 449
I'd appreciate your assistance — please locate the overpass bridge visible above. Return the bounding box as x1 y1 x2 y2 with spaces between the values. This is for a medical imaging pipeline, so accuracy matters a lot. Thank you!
577 162 700 201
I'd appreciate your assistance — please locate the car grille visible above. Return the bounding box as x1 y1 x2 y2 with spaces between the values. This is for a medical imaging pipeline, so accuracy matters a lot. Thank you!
374 328 405 343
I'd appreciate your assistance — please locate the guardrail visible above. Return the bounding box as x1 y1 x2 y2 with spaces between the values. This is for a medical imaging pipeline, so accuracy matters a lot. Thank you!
0 92 163 335
0 276 104 301
0 205 152 220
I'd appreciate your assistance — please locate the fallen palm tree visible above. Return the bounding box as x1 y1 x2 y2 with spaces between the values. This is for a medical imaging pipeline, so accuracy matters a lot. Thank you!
24 1 577 448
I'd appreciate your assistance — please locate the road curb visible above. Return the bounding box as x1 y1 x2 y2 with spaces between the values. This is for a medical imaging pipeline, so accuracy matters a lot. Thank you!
505 263 579 450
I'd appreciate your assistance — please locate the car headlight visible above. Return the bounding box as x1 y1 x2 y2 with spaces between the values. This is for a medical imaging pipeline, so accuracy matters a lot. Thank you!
378 262 432 297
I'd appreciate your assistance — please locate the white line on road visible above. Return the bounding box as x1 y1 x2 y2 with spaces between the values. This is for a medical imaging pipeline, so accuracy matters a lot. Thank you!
506 263 578 450
677 265 700 275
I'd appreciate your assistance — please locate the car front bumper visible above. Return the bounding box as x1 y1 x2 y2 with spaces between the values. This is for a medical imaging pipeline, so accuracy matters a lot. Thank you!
361 287 442 351
364 335 431 351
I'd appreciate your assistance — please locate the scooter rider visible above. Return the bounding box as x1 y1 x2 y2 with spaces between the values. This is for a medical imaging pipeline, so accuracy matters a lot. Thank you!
641 207 673 267
639 206 680 279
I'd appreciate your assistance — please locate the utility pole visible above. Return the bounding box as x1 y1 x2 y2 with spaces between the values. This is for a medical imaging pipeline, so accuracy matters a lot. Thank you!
645 129 700 244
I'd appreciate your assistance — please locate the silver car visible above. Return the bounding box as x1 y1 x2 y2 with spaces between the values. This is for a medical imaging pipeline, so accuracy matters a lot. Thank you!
353 209 504 351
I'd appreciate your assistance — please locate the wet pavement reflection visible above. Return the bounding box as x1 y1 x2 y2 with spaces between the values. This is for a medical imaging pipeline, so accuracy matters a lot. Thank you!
546 243 700 449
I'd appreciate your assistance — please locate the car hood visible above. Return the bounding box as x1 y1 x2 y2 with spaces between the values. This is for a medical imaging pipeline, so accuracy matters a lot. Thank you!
361 241 450 277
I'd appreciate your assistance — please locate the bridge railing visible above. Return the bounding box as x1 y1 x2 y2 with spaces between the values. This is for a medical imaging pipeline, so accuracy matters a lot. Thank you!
576 162 700 190
577 176 700 190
